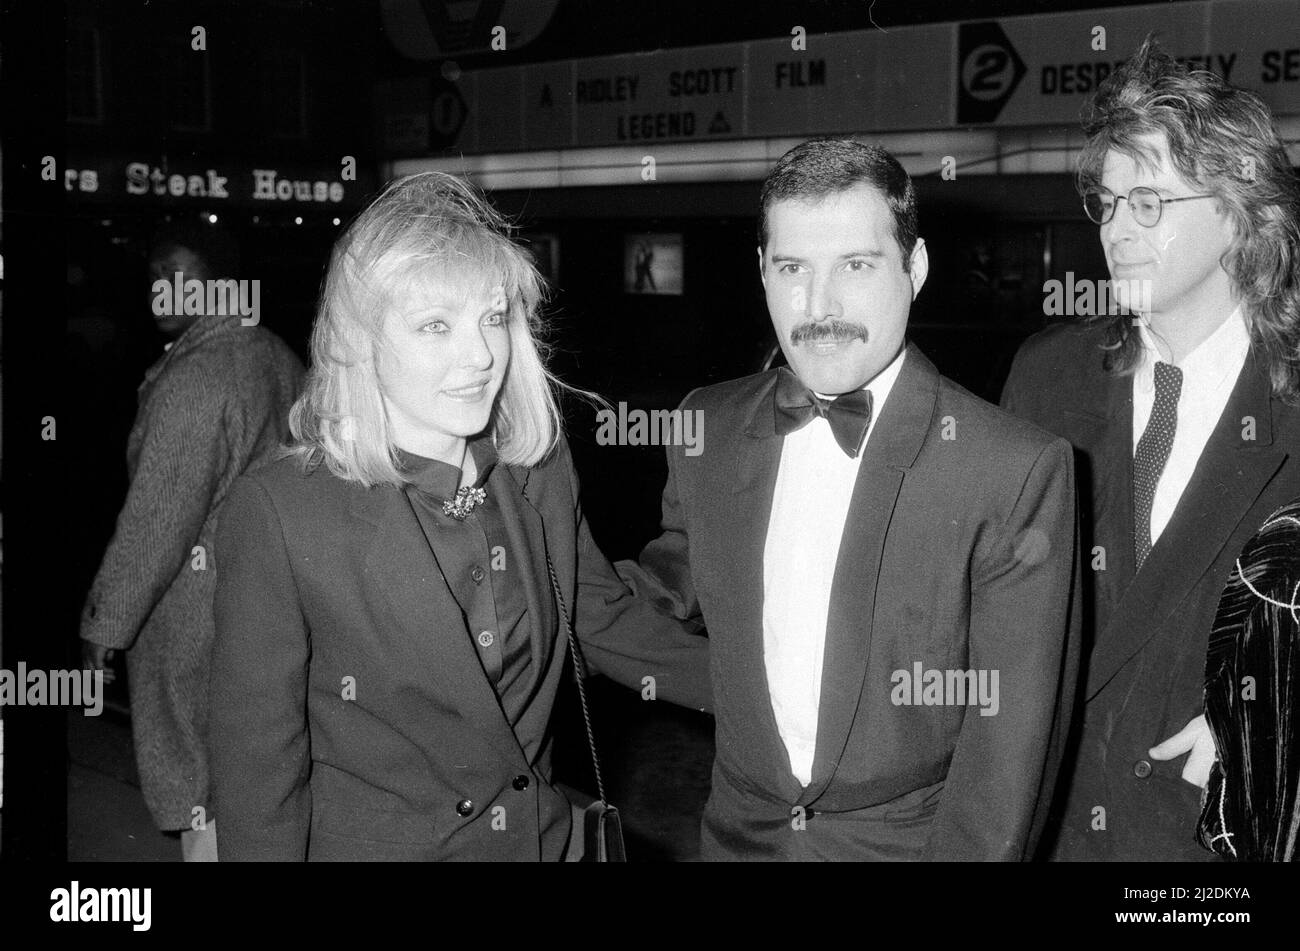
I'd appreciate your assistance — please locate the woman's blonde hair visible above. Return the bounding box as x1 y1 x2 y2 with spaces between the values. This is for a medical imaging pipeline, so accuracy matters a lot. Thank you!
285 171 564 486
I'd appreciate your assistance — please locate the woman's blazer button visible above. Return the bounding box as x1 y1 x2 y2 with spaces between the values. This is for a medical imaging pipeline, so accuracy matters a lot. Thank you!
456 798 475 817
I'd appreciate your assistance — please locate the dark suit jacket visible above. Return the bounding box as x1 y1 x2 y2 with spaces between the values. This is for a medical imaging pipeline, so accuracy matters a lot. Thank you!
209 439 711 862
619 343 1082 860
1001 322 1300 861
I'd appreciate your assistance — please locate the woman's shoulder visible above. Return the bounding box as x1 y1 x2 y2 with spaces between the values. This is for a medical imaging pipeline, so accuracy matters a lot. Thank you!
500 434 579 510
243 448 332 486
227 450 356 520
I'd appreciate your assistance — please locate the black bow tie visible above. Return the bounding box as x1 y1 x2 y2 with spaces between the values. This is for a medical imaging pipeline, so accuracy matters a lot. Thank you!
774 367 874 458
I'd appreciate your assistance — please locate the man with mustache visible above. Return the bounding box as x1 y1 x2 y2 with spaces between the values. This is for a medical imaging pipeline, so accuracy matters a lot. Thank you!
1001 38 1300 861
618 139 1082 860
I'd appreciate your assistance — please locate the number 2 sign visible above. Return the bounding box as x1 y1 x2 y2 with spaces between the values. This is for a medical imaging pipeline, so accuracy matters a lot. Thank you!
957 21 1026 124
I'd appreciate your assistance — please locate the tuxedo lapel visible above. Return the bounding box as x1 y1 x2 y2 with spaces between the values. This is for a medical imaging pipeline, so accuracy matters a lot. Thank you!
1086 352 1287 699
349 484 528 767
799 344 935 806
731 372 804 802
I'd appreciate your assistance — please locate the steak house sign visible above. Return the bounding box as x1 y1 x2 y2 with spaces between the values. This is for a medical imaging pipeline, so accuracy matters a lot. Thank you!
63 158 359 206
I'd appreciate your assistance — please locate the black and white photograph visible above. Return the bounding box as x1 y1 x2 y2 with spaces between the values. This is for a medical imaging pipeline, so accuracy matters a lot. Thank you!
1 0 1298 933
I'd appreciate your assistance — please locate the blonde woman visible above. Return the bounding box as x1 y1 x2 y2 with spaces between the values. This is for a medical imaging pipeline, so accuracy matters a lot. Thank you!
209 172 710 861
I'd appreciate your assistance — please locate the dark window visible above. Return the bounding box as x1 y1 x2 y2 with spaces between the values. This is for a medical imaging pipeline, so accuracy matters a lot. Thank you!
166 38 211 131
260 48 306 138
67 23 103 123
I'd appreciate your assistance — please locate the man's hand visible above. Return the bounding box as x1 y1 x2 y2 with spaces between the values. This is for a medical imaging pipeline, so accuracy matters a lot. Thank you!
1149 714 1216 788
81 640 118 685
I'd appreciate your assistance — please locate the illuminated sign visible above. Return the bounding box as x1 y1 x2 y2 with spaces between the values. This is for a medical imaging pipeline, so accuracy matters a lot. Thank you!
428 0 1300 155
63 156 368 207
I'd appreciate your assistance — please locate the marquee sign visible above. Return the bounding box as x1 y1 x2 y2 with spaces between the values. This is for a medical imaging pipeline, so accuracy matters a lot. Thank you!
408 0 1300 155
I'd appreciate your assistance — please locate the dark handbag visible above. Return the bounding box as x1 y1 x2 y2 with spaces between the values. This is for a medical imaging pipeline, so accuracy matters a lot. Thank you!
545 555 627 863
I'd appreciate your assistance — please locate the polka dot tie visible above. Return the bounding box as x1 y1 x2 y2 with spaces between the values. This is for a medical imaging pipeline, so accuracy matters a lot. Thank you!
1133 360 1183 571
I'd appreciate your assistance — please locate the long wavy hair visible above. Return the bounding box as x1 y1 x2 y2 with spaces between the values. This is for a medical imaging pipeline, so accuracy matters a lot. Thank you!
285 171 564 486
1076 35 1300 402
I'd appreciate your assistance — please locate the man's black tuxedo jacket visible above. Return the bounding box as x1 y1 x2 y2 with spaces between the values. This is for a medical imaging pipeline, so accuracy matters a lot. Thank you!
208 440 711 861
619 343 1082 860
1002 322 1300 861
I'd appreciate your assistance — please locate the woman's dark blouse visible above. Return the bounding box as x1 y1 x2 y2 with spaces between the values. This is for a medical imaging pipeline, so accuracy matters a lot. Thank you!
396 441 535 730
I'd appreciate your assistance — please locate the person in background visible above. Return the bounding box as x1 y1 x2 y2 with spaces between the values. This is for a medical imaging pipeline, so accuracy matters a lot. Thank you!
1001 37 1300 860
80 218 305 861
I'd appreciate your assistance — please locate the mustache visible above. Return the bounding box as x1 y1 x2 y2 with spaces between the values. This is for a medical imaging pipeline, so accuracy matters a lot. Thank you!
790 319 869 346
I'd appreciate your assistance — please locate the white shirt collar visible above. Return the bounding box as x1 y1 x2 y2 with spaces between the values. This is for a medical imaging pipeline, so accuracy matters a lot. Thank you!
812 344 908 406
1135 306 1249 394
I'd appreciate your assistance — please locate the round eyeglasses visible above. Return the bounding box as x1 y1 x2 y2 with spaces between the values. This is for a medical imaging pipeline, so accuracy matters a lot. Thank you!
1082 185 1215 227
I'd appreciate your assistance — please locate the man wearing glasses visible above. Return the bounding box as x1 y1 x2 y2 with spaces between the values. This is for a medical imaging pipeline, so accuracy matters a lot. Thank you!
1001 36 1300 861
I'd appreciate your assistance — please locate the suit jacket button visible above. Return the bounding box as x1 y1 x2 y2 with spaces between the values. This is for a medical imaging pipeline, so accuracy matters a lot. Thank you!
512 775 530 791
456 799 474 817
1133 759 1152 778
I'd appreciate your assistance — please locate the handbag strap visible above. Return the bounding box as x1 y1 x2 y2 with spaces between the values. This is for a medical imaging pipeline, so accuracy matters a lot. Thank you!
544 553 608 806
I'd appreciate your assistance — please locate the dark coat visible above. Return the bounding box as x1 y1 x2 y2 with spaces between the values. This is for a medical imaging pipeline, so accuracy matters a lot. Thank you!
619 344 1082 860
80 313 303 831
1199 497 1300 861
208 439 711 861
1001 322 1300 861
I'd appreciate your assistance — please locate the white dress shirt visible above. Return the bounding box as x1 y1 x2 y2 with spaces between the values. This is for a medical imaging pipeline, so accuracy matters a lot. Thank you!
1132 307 1250 545
762 347 908 786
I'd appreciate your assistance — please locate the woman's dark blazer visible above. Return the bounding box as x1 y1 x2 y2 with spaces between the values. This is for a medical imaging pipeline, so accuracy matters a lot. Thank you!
208 439 712 861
